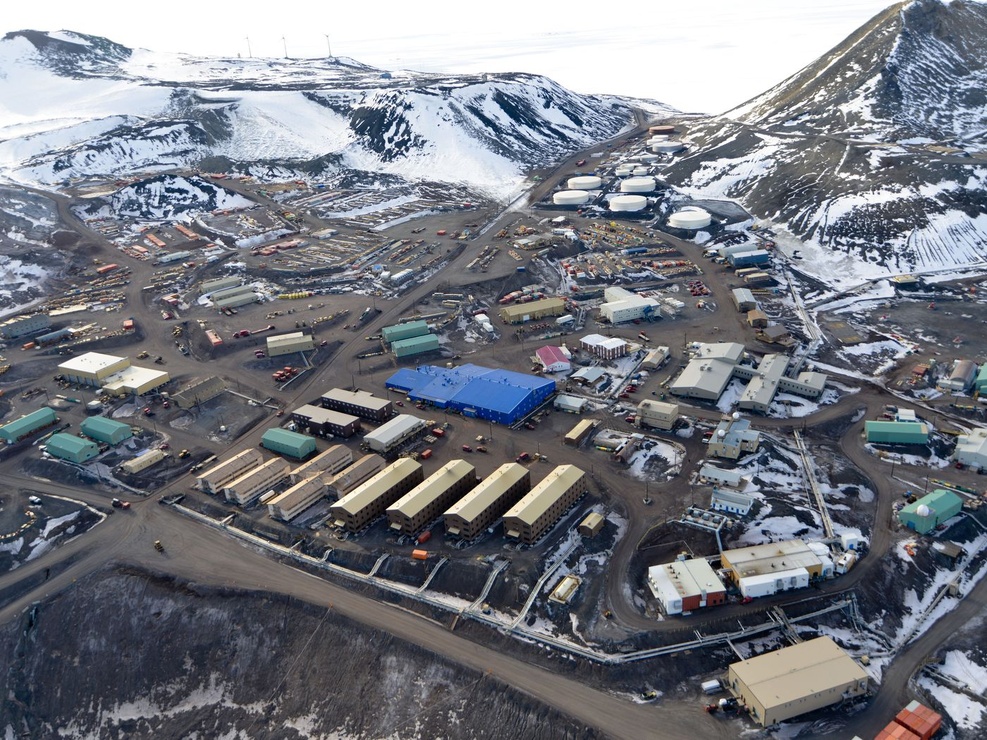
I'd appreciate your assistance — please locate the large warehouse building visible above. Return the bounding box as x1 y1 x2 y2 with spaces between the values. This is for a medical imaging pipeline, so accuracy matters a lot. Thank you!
386 459 478 536
196 449 264 494
80 416 133 446
502 465 587 545
727 637 869 727
382 320 429 345
898 489 963 534
598 286 660 324
321 388 393 422
58 352 170 396
443 463 531 540
499 297 566 325
45 433 99 464
0 313 51 340
330 458 424 532
386 364 556 425
647 558 727 616
261 428 317 460
0 408 58 444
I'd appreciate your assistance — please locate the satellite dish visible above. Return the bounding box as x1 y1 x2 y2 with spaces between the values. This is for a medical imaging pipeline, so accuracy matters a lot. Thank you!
718 429 726 438
219 425 228 433
732 411 741 420
916 504 931 517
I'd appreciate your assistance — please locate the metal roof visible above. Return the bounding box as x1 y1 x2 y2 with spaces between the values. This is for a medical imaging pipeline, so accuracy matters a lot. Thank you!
444 463 528 522
261 427 317 453
900 489 963 517
321 388 391 411
385 364 555 416
722 539 821 578
382 320 429 342
58 352 128 374
80 416 132 437
503 465 585 525
649 558 725 601
387 459 475 517
0 407 57 438
292 404 359 427
729 637 867 710
333 458 422 515
46 433 97 456
499 297 565 319
364 414 426 447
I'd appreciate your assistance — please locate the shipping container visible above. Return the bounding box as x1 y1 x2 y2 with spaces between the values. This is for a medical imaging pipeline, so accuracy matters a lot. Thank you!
96 263 119 275
411 549 428 560
416 530 432 545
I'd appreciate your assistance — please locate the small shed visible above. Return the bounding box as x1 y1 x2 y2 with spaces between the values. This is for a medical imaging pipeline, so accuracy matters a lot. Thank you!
578 512 605 537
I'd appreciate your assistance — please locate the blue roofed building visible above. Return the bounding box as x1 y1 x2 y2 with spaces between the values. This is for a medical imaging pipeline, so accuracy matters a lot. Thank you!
386 364 556 425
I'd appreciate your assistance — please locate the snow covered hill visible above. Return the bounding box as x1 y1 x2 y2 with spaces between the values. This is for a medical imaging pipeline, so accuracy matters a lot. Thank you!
0 30 653 199
662 0 987 285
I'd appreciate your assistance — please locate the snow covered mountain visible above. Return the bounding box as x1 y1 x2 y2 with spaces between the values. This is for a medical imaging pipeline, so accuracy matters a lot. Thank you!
0 30 650 199
662 0 987 284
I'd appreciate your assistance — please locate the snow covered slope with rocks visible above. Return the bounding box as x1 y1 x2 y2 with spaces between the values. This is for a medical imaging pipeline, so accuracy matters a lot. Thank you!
663 0 987 284
0 30 650 199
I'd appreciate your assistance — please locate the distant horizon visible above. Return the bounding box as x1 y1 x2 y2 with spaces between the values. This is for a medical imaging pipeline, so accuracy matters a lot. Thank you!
2 1 895 112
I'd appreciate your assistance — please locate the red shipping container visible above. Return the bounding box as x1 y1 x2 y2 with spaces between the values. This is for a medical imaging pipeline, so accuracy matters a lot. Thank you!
875 721 921 740
894 701 942 740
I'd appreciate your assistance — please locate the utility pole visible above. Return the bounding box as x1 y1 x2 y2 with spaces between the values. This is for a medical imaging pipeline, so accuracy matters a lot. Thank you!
245 37 252 58
282 36 288 58
324 34 333 58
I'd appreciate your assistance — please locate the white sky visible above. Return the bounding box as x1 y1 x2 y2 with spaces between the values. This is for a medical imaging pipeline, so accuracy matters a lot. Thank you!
2 0 899 112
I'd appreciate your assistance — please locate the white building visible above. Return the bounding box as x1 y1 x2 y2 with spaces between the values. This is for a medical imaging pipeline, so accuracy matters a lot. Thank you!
580 334 628 360
598 287 660 324
955 427 987 469
363 414 427 454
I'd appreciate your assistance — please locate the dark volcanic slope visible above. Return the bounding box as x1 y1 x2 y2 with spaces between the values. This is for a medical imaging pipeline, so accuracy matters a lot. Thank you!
662 0 987 280
0 568 601 739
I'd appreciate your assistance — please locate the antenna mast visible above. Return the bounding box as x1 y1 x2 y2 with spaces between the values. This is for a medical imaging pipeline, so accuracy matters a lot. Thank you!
324 34 333 58
245 36 252 58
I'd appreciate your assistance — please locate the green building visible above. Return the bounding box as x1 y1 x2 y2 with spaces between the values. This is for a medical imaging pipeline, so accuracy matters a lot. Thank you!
46 433 100 464
392 334 440 359
976 364 987 395
261 428 317 460
865 420 929 445
80 416 134 446
0 407 57 444
382 320 429 345
898 489 963 534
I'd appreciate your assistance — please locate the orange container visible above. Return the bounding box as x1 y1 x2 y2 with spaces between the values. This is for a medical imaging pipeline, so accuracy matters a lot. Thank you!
894 702 942 740
411 549 428 561
875 722 921 740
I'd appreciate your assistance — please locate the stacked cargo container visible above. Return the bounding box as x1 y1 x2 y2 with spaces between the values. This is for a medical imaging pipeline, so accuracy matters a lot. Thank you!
893 701 942 740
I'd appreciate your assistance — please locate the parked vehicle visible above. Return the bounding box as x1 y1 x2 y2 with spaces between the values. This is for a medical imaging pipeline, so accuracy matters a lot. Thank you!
461 445 473 453
516 452 531 463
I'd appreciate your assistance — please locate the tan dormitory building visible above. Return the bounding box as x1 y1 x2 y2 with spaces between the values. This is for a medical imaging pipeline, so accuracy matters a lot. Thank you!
196 449 264 494
502 464 587 545
443 463 531 540
330 458 424 533
223 457 291 506
289 444 353 483
267 474 327 522
325 454 386 498
727 636 869 727
386 459 478 536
